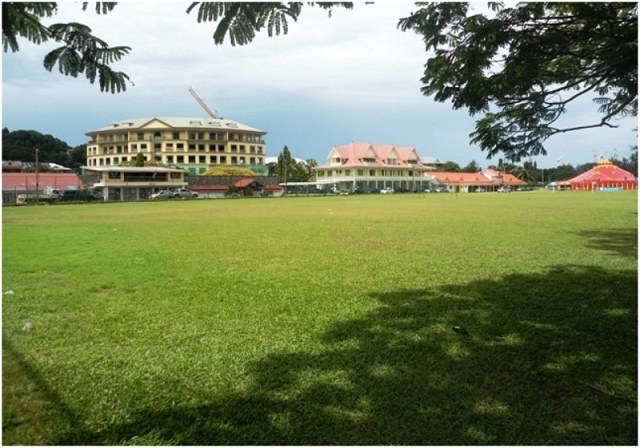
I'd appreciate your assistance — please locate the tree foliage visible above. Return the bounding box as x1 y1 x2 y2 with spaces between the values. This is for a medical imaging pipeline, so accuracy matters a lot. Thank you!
2 2 132 93
186 2 353 46
1 127 83 169
276 145 308 183
398 2 637 161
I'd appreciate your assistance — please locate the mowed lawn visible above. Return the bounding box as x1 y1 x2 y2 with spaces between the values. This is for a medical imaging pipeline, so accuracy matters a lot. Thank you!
2 191 637 445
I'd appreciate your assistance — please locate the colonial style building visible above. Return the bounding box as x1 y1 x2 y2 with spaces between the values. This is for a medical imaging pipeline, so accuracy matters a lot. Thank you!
313 142 433 192
85 117 267 176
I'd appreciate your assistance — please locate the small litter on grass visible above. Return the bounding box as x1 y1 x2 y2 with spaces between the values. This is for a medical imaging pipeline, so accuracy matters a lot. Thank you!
452 325 469 336
22 322 34 331
4 290 14 295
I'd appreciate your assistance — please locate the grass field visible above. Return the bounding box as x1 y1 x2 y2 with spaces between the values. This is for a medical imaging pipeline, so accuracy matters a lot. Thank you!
2 191 637 445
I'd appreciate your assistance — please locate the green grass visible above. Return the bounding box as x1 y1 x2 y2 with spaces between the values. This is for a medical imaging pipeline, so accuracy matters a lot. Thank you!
2 191 637 445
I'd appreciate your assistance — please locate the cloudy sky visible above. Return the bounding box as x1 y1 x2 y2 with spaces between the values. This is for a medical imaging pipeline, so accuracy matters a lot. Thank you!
2 2 637 168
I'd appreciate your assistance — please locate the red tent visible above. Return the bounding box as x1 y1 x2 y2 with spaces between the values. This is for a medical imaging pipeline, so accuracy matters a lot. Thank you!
567 160 637 191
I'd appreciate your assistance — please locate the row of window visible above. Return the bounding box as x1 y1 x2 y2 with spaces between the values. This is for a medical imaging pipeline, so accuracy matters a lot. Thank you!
88 143 264 156
330 158 420 166
96 131 263 144
106 172 183 181
87 154 264 167
317 169 417 177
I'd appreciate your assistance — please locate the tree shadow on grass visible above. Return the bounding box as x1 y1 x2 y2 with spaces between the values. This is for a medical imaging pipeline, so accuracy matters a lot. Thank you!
577 228 638 259
52 264 637 446
34 264 635 445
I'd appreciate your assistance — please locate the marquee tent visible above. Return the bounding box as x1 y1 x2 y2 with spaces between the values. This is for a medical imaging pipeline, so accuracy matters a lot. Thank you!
567 159 637 191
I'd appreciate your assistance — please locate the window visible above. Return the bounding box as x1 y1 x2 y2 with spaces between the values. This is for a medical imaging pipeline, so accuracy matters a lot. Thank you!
199 156 206 163
369 170 375 176
218 145 225 152
231 145 237 152
177 156 184 163
170 172 181 179
357 170 364 176
167 155 174 163
250 157 256 164
140 143 147 149
189 144 196 151
220 156 227 163
210 155 217 164
231 156 237 164
131 144 137 151
137 132 144 140
108 171 120 179
198 144 205 151
176 143 184 150
188 156 196 163
250 146 256 153
240 145 246 153
172 132 180 139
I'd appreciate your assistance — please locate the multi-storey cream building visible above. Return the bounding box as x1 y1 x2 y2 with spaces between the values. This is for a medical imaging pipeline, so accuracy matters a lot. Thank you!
85 117 267 175
313 142 433 192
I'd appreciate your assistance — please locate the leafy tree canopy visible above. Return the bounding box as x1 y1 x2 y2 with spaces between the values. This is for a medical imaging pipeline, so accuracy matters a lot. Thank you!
2 2 131 92
399 2 637 160
276 145 309 182
1 127 83 169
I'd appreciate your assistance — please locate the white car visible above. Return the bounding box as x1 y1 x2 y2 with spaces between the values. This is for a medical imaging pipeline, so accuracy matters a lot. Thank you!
151 189 171 199
380 188 394 194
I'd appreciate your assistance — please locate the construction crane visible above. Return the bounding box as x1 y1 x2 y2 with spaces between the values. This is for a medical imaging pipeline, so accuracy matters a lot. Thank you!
188 86 219 119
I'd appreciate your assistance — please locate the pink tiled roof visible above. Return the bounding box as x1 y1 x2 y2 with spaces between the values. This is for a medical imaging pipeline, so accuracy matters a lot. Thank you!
2 173 83 191
317 142 426 169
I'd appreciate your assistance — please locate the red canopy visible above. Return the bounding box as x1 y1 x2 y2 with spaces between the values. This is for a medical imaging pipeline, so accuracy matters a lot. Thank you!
567 160 637 190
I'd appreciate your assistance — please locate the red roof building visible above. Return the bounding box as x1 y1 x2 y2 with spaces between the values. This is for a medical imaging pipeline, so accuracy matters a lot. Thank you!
567 160 637 190
431 169 526 192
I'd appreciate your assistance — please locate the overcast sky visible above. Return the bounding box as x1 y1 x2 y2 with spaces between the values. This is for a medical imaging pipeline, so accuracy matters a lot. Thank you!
2 1 637 168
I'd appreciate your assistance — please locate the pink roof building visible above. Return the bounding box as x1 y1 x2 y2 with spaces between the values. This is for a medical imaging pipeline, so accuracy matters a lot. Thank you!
313 142 433 192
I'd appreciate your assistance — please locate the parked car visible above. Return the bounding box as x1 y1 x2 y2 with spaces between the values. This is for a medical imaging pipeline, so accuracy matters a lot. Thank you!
171 187 198 198
497 186 511 193
380 188 394 194
474 187 486 193
150 190 170 199
516 186 534 191
367 188 381 194
58 189 99 202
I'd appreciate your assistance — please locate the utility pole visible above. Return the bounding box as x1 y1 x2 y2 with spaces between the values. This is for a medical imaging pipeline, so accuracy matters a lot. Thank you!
35 147 40 205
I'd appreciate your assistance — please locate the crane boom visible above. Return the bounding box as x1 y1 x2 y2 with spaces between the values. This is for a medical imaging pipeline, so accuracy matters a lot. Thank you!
188 86 219 119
